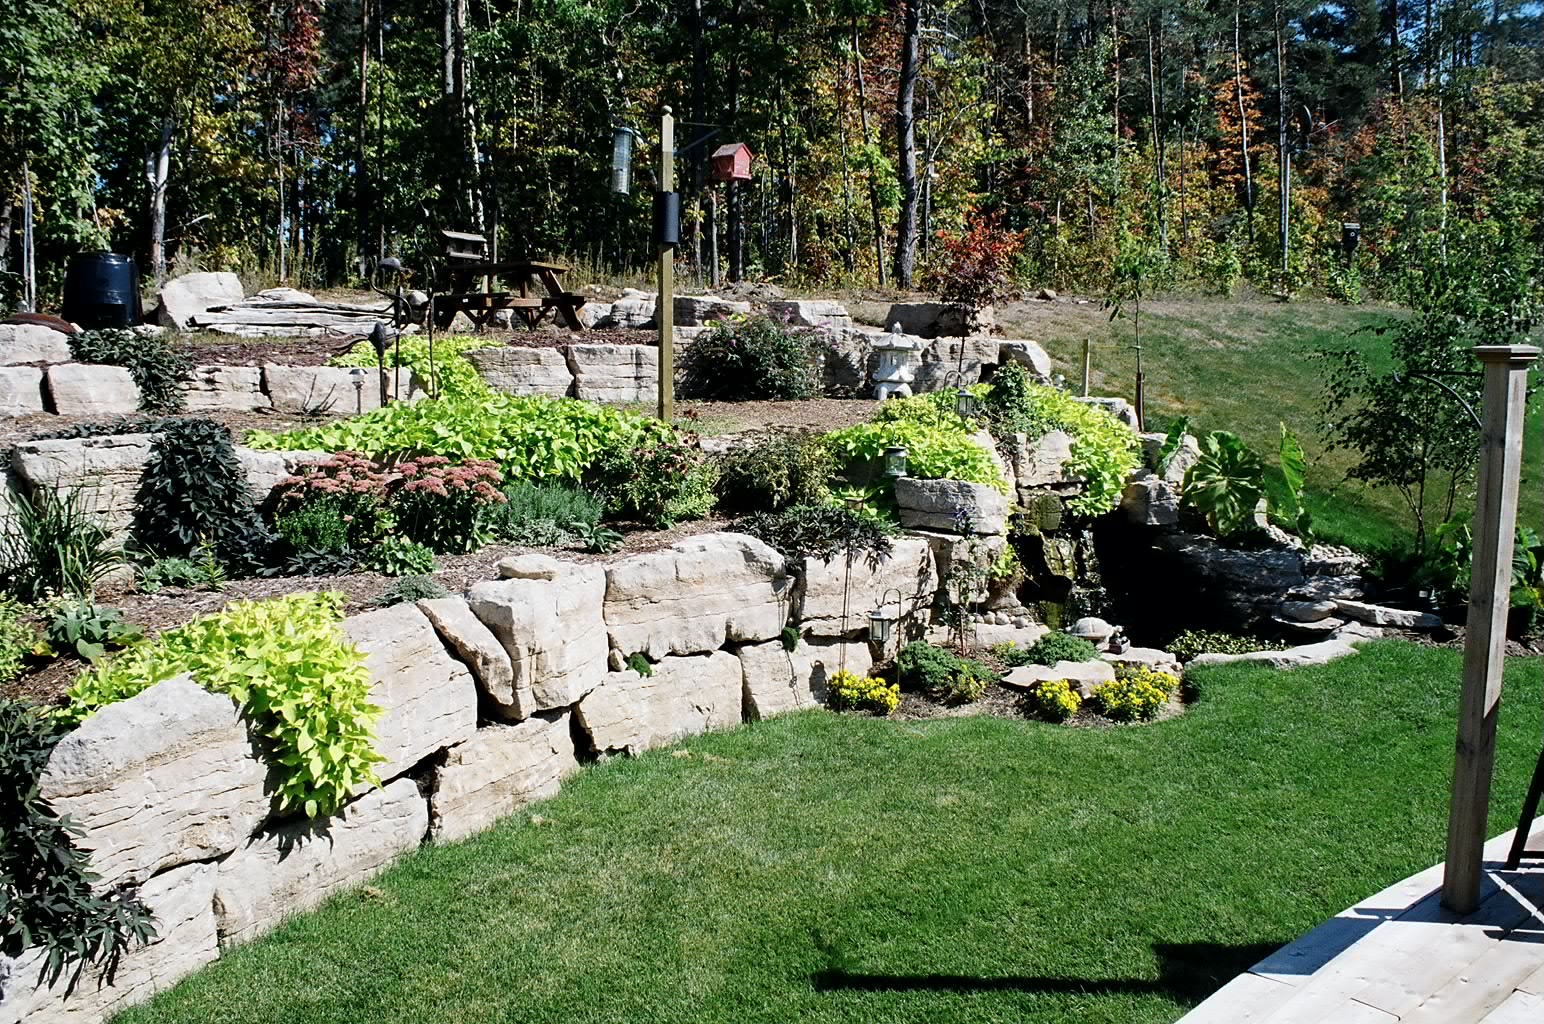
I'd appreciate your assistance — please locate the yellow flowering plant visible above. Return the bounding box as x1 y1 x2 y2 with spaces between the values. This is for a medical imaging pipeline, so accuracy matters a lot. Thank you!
827 670 900 715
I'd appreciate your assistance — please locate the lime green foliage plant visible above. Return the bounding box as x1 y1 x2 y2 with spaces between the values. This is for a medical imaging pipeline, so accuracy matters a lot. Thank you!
1 698 156 991
827 670 900 715
1181 430 1266 538
0 597 36 684
59 592 381 819
1166 629 1286 663
330 334 491 399
1090 667 1177 722
823 420 1006 491
1023 678 1081 722
247 395 672 485
387 456 505 553
364 536 437 577
714 432 834 513
1020 631 1098 667
679 315 819 401
44 600 144 662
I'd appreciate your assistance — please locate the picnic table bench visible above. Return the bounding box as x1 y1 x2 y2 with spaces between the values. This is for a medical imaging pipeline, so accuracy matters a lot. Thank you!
429 231 586 331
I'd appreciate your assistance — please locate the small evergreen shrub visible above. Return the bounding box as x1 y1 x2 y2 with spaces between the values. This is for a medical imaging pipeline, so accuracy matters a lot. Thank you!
678 315 819 401
714 432 834 513
489 480 605 546
624 652 653 677
1089 668 1177 722
590 434 718 529
939 659 995 705
1021 632 1099 667
60 592 381 818
827 670 900 715
1023 678 1082 722
0 598 36 685
69 328 192 414
387 456 505 554
897 641 964 692
740 503 895 564
272 452 392 553
1 698 156 990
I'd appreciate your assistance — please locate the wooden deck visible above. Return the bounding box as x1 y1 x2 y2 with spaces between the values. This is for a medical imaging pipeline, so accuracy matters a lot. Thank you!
1178 823 1544 1023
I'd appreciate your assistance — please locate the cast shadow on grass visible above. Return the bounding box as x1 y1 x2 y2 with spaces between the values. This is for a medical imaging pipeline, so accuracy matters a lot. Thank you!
811 940 1285 1004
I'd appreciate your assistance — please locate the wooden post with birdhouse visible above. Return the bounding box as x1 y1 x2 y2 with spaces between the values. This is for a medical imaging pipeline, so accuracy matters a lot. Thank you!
710 144 753 285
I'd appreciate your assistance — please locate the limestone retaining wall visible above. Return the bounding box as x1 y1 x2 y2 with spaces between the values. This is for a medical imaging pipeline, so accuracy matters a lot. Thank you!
0 531 954 1024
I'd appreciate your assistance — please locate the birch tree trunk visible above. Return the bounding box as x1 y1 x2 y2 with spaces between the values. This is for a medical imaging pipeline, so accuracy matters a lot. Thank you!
893 0 921 289
147 116 174 288
1235 2 1255 243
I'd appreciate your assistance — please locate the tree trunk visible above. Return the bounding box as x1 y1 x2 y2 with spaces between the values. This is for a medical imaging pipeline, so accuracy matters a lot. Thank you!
357 0 370 274
1111 4 1121 203
1235 3 1255 243
837 54 856 274
146 116 174 288
1276 3 1290 285
1147 17 1166 248
894 0 921 289
854 21 886 286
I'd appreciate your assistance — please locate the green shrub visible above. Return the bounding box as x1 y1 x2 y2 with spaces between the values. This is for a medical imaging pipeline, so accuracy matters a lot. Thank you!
69 328 192 414
60 592 381 818
488 480 605 547
624 652 653 677
823 419 1007 492
136 549 226 594
896 641 963 692
678 315 820 401
589 434 718 529
0 698 157 990
939 659 995 704
871 391 976 431
44 600 144 662
1021 631 1099 666
740 503 895 564
1089 667 1177 722
272 453 392 553
714 432 834 513
0 598 36 685
0 486 124 601
387 456 505 553
1182 430 1267 538
364 536 437 577
372 574 448 607
275 504 352 555
1023 678 1081 722
131 419 264 568
1167 629 1287 663
827 669 900 715
247 394 674 485
330 334 490 400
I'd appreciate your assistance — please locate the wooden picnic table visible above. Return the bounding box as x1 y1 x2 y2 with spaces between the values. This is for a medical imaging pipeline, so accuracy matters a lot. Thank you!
431 259 586 332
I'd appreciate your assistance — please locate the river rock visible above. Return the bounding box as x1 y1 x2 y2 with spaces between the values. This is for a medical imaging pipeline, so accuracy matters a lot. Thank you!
156 271 245 329
467 562 609 712
603 533 791 659
738 637 874 719
343 604 478 783
576 650 743 755
417 596 519 719
566 343 657 404
893 477 1009 535
181 365 269 412
0 323 72 364
46 363 140 416
0 367 45 417
38 675 267 888
212 778 426 947
463 347 573 398
795 536 938 637
430 712 578 841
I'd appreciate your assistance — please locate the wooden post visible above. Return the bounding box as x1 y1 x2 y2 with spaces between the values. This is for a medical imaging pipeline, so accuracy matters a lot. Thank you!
656 107 675 423
1441 343 1539 913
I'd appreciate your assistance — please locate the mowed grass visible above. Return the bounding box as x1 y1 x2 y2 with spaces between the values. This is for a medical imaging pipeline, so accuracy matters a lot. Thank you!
121 641 1541 1024
994 295 1543 553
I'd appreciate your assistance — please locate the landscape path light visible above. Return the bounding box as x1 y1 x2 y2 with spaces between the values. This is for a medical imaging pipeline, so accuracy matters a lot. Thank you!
941 369 978 420
350 367 368 413
868 588 904 645
884 446 908 478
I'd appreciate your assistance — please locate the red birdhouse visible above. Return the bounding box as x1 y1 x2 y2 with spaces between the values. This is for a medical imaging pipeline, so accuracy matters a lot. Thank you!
710 143 754 183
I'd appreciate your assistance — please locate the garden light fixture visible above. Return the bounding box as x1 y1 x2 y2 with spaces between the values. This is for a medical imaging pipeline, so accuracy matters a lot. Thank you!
868 588 904 644
884 446 908 478
350 367 368 413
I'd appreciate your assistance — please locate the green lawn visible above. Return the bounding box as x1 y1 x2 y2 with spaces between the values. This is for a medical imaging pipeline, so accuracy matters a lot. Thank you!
121 641 1541 1024
993 296 1542 554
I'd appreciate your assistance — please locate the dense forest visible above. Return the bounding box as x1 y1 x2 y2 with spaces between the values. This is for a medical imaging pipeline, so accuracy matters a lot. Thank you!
2 0 1540 307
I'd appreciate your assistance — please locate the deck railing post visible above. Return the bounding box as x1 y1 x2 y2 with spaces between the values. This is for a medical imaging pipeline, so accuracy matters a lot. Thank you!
1441 343 1539 913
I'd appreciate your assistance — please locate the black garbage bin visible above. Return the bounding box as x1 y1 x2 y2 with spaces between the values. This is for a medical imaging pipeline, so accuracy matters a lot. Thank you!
62 252 142 329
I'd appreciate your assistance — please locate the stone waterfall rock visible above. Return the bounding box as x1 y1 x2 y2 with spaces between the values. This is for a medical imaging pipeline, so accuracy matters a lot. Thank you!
566 343 658 404
1121 472 1181 527
46 363 141 416
1189 638 1359 670
0 366 46 417
463 347 573 398
912 337 1000 392
342 604 478 784
576 650 743 755
1331 599 1443 630
212 778 427 948
603 533 791 660
893 477 1009 536
1011 429 1078 490
430 712 578 841
156 271 245 329
795 536 938 637
737 638 874 719
0 861 220 1024
883 301 993 339
467 562 610 713
416 596 519 719
37 675 268 889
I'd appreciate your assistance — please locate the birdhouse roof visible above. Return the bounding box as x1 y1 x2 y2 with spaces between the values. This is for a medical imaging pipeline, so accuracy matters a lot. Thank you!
712 143 752 159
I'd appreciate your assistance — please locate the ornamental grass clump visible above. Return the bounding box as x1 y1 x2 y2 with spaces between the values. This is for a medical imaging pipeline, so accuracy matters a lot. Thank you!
827 670 900 715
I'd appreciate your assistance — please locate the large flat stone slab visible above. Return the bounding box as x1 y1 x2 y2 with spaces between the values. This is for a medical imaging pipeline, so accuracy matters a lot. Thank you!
0 366 45 417
1188 638 1360 670
894 477 1009 535
576 650 743 755
765 299 852 330
603 533 791 659
10 432 156 539
1332 599 1442 630
417 596 518 719
796 536 938 637
182 365 270 412
45 363 140 416
463 347 573 397
0 323 73 365
342 604 478 783
673 295 751 326
738 637 873 719
262 364 420 414
39 675 268 888
430 713 578 841
212 778 427 947
157 271 245 329
467 561 609 714
565 343 657 404
1001 659 1116 698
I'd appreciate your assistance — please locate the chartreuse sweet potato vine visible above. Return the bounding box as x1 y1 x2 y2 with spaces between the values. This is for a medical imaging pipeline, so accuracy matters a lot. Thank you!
329 334 492 400
58 592 380 819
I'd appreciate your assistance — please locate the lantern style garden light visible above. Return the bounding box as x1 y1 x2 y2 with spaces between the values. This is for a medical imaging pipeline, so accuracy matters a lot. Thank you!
868 588 904 644
884 446 908 478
